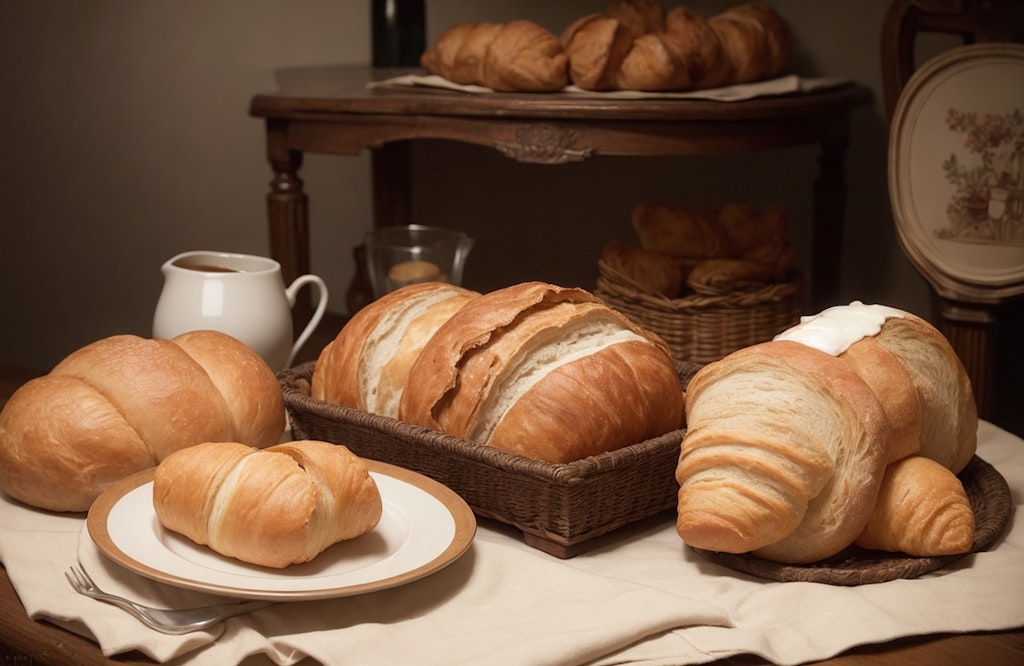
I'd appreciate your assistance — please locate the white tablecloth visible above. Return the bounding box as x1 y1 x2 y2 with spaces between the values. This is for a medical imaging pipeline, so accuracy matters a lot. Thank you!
2 421 1022 666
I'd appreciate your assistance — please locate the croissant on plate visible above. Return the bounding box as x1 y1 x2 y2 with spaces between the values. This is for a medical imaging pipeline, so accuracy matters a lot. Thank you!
676 303 978 563
153 440 382 568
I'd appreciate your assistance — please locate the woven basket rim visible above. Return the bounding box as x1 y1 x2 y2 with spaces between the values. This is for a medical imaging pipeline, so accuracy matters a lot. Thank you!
280 362 686 485
596 258 803 312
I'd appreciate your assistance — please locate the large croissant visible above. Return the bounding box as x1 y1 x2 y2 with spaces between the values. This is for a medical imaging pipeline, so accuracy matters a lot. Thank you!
153 440 382 568
562 1 791 91
676 303 978 563
420 20 569 92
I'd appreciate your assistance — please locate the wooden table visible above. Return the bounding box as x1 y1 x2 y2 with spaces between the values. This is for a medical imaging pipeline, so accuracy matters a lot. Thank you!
248 66 872 311
2 361 1022 665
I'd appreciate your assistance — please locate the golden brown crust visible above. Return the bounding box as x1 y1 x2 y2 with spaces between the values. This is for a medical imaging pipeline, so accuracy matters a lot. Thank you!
421 20 568 92
400 281 683 463
0 332 285 512
676 340 890 563
631 202 730 258
840 336 922 463
870 313 977 473
312 282 480 417
153 440 382 568
674 306 979 563
50 335 236 461
561 15 633 91
566 1 791 92
600 240 688 298
0 376 155 511
854 455 975 556
170 330 285 447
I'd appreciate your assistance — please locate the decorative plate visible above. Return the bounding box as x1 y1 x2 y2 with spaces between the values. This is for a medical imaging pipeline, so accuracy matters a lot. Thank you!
889 43 1024 300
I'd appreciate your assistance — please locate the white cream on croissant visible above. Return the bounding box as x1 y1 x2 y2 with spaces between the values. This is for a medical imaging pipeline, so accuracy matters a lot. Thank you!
153 440 382 569
676 302 978 563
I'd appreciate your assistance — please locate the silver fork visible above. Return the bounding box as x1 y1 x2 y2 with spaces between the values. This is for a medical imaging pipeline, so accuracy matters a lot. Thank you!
65 565 274 635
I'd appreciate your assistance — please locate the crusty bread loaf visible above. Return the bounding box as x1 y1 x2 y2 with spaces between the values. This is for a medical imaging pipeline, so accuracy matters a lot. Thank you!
420 20 569 91
676 302 978 562
0 331 285 512
153 440 381 568
312 282 480 418
854 455 975 556
398 282 684 463
314 281 684 463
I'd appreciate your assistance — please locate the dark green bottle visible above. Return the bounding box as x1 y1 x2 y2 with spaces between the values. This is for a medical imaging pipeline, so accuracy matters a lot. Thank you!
371 0 426 67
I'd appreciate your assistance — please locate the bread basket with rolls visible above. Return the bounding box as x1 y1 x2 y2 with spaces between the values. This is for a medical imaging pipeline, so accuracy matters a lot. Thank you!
595 201 804 365
282 280 695 558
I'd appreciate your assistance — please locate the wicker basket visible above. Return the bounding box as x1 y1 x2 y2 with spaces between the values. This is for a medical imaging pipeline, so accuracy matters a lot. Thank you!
595 259 805 365
280 362 698 558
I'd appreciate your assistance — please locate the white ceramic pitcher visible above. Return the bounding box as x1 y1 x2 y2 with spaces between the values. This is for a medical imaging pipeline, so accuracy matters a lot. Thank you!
153 250 328 371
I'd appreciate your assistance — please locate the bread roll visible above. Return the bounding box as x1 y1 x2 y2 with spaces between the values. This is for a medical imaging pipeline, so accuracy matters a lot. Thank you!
0 331 285 512
312 282 480 417
685 257 774 291
421 20 569 92
398 282 684 463
153 440 382 568
677 302 978 562
599 240 688 298
632 203 730 258
854 455 975 556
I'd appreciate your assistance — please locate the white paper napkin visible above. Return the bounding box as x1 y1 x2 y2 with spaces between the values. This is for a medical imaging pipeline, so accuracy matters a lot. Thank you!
2 420 1022 666
365 73 851 103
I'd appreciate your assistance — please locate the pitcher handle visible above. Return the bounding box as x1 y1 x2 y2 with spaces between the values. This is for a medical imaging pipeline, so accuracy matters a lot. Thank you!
284 274 329 368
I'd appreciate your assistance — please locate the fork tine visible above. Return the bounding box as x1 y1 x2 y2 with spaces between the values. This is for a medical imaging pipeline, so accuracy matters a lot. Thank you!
72 565 96 589
65 566 87 592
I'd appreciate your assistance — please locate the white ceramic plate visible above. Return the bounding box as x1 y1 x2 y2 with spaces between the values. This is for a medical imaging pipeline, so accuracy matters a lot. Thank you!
85 459 476 600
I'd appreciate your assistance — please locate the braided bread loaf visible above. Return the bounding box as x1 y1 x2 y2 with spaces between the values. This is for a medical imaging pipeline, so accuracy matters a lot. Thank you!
0 331 286 511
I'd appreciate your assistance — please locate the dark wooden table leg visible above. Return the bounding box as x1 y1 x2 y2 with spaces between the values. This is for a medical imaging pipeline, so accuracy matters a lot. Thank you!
264 119 312 322
811 132 851 312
